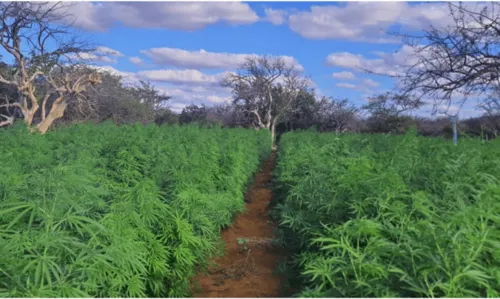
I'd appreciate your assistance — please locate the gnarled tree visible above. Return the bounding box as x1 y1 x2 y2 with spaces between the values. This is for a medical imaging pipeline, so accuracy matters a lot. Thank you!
223 56 309 148
0 2 101 133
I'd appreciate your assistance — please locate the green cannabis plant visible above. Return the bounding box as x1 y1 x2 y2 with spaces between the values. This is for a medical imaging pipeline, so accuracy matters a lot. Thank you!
0 122 270 297
273 129 500 297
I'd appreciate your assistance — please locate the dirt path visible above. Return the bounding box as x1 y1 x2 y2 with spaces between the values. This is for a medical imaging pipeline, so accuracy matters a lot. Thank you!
193 152 283 297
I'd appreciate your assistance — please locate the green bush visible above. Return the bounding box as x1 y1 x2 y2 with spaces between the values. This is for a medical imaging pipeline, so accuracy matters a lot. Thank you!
0 122 270 297
273 130 500 297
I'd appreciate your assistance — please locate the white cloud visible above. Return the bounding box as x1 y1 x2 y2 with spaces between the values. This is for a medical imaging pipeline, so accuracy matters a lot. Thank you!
325 45 418 76
332 71 355 80
169 102 188 113
137 69 228 86
95 46 124 57
71 46 124 64
362 78 380 88
89 65 140 85
74 53 115 63
65 2 258 31
140 47 304 71
336 83 356 89
263 8 288 25
326 52 367 69
286 2 452 42
161 84 232 112
129 57 144 66
207 95 232 104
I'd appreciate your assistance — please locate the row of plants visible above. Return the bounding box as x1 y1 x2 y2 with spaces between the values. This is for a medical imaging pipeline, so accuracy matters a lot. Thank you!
272 129 500 297
0 122 271 297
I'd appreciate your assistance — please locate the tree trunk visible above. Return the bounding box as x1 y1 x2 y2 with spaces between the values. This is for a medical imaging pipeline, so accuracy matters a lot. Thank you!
452 117 458 145
271 122 276 150
22 105 38 126
36 97 67 134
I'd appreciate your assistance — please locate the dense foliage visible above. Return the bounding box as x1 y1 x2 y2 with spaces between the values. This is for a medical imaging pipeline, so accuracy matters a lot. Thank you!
273 129 500 297
0 122 270 297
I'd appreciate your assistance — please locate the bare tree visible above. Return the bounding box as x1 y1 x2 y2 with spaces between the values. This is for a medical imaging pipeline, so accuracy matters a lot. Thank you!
223 56 309 148
0 2 101 133
392 2 500 115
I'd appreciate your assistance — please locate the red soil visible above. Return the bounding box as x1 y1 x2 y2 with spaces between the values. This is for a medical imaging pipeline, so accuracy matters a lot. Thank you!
193 152 284 297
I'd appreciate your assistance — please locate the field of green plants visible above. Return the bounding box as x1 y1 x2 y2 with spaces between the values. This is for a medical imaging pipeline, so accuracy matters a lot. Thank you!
273 129 500 297
0 122 270 297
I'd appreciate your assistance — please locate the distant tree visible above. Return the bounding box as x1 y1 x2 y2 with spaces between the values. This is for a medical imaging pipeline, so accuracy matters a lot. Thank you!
478 86 500 137
205 105 240 127
315 97 359 133
362 92 423 133
154 109 179 126
179 104 208 125
415 117 447 137
462 114 500 140
284 88 318 131
363 92 424 119
130 80 171 113
482 114 500 138
56 69 172 125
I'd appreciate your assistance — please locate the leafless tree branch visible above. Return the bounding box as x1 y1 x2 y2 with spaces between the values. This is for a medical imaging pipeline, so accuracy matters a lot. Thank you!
385 2 500 115
0 1 100 133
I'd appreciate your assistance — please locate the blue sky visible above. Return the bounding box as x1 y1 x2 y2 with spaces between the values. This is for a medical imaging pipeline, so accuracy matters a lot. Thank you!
10 1 484 117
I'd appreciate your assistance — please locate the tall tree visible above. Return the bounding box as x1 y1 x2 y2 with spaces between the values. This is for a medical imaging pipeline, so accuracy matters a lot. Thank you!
0 2 101 133
223 56 309 148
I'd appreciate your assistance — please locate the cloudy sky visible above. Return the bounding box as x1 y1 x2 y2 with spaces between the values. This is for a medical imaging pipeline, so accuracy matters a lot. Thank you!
38 1 485 116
